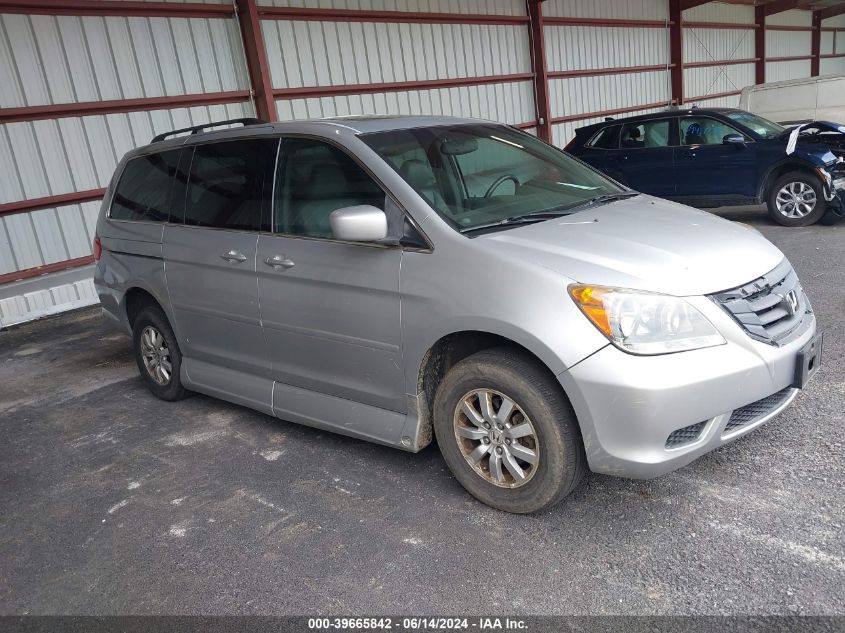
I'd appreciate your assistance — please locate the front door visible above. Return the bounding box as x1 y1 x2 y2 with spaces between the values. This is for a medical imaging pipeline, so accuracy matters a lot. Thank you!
256 137 404 412
673 116 758 199
163 138 278 376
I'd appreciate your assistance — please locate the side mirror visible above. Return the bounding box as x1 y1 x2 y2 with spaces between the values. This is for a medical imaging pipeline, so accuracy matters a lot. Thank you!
330 205 388 242
723 133 746 147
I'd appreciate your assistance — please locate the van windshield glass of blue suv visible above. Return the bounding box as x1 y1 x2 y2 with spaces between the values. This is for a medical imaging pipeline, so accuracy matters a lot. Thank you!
723 111 785 139
362 124 628 233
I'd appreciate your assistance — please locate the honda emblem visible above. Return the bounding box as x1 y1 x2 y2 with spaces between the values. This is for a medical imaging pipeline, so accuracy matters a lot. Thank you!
783 290 800 316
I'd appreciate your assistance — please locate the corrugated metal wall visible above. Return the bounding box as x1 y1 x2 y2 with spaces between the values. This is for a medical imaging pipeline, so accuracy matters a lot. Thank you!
258 0 523 13
0 5 255 326
682 2 755 108
821 14 845 76
766 9 812 83
545 0 667 21
544 0 672 147
259 1 536 127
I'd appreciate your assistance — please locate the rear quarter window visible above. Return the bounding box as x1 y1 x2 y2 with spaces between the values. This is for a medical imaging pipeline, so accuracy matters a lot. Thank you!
109 150 181 222
587 125 620 150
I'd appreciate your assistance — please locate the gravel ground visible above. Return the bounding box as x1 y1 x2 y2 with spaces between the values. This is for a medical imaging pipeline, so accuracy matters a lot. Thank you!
0 206 843 616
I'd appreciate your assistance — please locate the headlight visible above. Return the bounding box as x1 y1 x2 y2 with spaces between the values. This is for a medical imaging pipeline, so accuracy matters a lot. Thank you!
568 285 726 355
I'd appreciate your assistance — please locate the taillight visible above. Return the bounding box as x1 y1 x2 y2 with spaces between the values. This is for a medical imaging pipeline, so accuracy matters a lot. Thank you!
93 235 102 262
564 138 578 152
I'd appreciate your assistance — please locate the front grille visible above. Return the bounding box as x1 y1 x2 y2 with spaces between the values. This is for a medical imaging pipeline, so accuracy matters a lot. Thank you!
665 421 708 448
723 387 793 435
710 259 810 346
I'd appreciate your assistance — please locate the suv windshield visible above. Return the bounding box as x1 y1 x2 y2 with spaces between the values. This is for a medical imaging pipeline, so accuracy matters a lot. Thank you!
361 124 626 233
724 111 785 139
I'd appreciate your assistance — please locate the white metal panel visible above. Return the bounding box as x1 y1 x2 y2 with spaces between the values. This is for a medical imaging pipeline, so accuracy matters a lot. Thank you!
766 59 812 83
548 71 671 120
551 105 666 148
683 64 754 100
262 20 531 89
820 58 845 75
275 80 535 125
766 30 811 59
544 25 669 71
0 201 100 276
543 0 667 21
682 2 753 23
256 0 526 15
0 14 249 108
683 27 754 64
821 31 834 55
766 9 812 28
823 15 845 28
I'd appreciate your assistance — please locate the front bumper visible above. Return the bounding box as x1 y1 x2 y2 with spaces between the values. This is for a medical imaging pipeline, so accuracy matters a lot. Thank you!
832 173 845 215
823 166 845 216
558 297 817 479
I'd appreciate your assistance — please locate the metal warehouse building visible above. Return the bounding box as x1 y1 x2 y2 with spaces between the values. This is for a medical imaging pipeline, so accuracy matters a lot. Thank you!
1 0 844 326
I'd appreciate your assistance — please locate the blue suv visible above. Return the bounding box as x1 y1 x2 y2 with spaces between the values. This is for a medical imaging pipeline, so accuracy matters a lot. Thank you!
566 107 845 227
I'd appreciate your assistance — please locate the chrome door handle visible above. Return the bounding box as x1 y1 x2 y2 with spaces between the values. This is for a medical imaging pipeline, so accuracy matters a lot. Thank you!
264 255 295 269
220 249 248 263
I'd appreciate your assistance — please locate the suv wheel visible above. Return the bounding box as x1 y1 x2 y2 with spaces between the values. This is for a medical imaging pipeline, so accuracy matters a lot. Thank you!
433 348 586 513
132 306 188 401
767 171 827 227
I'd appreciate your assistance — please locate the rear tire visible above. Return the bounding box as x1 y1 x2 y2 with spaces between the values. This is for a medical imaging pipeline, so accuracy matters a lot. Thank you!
132 306 188 401
766 171 827 227
433 347 586 513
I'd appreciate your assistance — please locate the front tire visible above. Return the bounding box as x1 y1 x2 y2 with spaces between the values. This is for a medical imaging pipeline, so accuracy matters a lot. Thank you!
132 306 188 401
433 348 586 513
766 171 827 227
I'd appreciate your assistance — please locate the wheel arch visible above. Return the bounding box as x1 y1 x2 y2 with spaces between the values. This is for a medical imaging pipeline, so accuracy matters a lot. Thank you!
123 286 167 328
411 328 579 452
759 159 821 201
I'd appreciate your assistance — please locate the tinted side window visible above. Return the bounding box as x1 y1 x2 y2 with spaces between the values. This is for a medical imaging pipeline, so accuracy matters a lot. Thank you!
184 139 278 231
275 138 385 239
621 120 671 149
110 150 181 222
680 117 745 146
588 125 620 149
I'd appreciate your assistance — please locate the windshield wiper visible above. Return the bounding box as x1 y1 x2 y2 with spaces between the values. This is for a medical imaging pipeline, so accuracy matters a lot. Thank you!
460 211 572 234
460 192 640 234
567 191 640 210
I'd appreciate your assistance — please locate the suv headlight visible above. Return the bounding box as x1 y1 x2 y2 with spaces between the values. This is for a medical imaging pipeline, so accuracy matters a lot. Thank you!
569 285 726 355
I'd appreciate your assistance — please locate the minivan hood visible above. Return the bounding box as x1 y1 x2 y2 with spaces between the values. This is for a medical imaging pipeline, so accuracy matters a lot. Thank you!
479 196 784 296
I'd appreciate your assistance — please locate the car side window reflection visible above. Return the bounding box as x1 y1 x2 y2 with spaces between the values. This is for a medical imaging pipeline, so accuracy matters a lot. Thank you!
679 117 745 146
620 120 671 149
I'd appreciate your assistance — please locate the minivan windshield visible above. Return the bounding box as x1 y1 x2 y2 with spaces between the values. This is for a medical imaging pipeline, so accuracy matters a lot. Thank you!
724 111 785 139
361 124 628 233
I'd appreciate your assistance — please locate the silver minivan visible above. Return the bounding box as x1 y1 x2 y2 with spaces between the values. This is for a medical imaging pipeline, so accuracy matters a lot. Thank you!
94 116 822 513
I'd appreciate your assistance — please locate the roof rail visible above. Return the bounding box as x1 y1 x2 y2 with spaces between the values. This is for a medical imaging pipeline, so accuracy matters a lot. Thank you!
151 118 265 143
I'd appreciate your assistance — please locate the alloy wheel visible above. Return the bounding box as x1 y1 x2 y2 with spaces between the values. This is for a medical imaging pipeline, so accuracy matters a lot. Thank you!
140 325 172 386
776 182 817 219
453 389 539 489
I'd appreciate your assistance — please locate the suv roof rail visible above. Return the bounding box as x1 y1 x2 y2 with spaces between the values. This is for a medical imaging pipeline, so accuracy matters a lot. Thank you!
151 118 265 143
